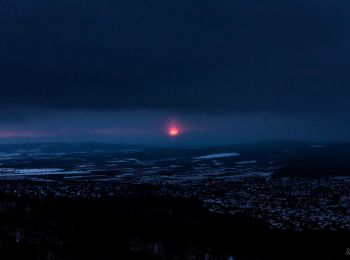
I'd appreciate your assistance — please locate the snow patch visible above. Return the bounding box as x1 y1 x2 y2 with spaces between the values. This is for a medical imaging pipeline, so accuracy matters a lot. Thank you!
236 160 257 165
195 153 240 160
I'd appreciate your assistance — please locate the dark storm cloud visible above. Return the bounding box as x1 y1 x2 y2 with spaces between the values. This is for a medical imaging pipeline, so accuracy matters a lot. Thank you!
1 0 350 112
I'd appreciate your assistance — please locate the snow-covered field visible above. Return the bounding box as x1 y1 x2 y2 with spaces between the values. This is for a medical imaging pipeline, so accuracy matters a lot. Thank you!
195 153 240 160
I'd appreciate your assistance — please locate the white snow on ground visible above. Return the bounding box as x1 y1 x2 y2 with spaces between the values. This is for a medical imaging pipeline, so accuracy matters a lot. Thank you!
0 168 63 174
107 158 142 163
0 168 86 177
64 175 102 179
195 153 240 160
0 153 22 160
236 160 257 165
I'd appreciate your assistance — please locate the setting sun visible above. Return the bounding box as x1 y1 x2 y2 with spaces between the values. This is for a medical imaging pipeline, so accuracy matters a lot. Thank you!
168 126 180 137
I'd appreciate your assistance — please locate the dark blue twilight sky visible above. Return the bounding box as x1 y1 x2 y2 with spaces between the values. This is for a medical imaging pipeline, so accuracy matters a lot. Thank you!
0 0 350 144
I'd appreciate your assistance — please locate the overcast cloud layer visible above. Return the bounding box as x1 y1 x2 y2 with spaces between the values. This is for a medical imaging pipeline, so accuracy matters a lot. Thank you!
1 0 350 112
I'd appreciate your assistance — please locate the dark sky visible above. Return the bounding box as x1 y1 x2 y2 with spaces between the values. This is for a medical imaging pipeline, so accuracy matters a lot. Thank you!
1 0 350 143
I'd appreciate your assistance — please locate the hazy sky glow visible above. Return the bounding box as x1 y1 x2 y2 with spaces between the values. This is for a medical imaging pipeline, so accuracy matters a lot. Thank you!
1 1 350 144
0 110 349 144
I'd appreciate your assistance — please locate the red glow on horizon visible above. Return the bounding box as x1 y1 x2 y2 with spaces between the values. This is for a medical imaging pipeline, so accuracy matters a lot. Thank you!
0 130 52 139
168 126 180 137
